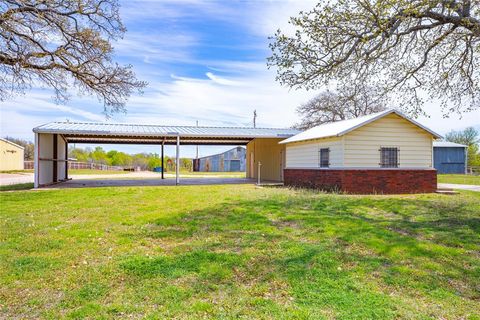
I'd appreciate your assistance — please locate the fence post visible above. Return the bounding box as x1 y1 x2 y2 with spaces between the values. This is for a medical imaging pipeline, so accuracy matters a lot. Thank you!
257 161 262 185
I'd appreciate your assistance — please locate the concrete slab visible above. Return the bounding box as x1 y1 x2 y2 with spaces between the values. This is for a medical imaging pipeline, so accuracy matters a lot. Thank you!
0 173 34 186
438 183 480 192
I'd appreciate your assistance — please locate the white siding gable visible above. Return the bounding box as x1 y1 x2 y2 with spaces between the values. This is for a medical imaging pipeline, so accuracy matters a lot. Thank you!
343 114 433 168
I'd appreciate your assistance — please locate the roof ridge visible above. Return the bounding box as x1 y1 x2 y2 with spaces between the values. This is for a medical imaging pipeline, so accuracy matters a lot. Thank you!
0 137 25 149
42 121 296 130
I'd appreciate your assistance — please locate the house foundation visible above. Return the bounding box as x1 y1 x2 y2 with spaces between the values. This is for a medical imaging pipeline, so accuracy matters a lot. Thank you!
284 168 437 194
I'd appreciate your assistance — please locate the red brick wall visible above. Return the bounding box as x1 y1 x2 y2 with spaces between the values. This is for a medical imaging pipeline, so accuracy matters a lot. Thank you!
284 169 437 194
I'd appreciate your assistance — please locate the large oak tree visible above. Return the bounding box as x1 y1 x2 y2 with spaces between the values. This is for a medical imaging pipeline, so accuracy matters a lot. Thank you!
268 0 480 116
0 0 146 114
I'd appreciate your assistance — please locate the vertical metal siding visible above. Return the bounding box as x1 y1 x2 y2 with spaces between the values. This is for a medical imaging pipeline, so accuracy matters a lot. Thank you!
433 147 466 174
197 147 246 172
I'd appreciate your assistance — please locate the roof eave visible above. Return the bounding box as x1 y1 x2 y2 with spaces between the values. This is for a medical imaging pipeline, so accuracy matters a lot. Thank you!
281 109 443 144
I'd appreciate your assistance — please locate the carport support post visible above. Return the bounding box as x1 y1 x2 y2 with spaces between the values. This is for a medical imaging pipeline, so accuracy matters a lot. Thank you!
34 132 39 188
65 141 68 180
161 140 165 179
176 135 180 185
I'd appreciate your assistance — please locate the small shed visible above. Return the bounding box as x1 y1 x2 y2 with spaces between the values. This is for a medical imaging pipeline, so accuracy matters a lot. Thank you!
433 141 467 174
280 109 442 194
193 147 246 172
0 138 25 170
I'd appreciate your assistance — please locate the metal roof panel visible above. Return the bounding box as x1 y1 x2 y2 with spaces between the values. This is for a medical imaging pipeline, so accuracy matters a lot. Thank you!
433 141 467 148
33 121 300 139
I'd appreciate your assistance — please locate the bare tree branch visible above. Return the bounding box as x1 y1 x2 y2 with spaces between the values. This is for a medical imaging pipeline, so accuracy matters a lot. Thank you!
268 0 480 117
0 0 147 115
294 85 388 130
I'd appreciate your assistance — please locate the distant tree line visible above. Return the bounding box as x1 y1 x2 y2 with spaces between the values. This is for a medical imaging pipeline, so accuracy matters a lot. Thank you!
69 146 192 171
3 137 34 160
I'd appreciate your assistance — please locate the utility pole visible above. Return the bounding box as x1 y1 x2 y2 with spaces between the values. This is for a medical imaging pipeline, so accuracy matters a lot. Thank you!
253 110 257 128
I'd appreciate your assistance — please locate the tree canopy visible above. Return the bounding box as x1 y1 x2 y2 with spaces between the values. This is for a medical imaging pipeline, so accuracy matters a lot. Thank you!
68 146 192 171
268 0 480 117
0 0 146 114
294 86 387 130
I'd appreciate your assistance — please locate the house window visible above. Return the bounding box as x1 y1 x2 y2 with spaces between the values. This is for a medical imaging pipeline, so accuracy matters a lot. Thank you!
319 148 330 167
380 147 399 168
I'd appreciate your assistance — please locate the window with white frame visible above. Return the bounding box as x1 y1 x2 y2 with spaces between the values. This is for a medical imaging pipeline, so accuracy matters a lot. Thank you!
319 148 330 167
380 147 399 168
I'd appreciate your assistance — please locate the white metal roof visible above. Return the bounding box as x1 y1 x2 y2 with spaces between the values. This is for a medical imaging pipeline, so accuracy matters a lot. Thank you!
279 109 442 144
0 137 25 149
433 141 467 148
33 121 299 145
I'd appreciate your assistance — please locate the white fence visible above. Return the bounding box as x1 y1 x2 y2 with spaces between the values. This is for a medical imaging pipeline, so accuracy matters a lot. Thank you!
24 161 124 171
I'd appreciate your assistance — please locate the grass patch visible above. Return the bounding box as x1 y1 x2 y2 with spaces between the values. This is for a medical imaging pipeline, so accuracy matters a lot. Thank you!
0 185 479 319
0 183 34 191
0 169 34 174
438 174 480 185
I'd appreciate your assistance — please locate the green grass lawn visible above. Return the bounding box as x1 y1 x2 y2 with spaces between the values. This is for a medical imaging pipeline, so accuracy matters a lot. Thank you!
0 183 34 191
0 169 34 174
1 186 479 319
438 174 480 185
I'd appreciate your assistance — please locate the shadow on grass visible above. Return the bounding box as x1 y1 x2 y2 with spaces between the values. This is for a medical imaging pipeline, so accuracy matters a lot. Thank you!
118 192 480 318
0 183 34 191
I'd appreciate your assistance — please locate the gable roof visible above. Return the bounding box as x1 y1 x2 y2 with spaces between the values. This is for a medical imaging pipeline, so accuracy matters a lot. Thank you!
433 141 467 148
279 109 442 144
0 138 25 150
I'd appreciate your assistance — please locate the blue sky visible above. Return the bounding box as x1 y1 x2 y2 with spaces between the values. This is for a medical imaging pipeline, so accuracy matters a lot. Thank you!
0 0 479 158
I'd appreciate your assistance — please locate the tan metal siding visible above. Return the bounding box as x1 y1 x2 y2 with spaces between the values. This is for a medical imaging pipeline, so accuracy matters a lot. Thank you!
246 138 285 181
0 140 24 170
343 114 433 167
285 136 344 168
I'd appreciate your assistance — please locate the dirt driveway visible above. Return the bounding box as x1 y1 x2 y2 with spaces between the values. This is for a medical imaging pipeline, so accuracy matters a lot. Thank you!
0 173 34 186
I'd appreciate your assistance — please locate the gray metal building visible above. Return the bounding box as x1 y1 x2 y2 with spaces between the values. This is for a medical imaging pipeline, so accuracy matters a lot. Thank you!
433 141 467 174
193 147 246 172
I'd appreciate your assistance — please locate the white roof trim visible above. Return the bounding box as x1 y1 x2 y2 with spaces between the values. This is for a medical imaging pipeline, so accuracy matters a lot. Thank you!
32 121 299 139
279 109 442 144
433 141 467 148
0 138 25 150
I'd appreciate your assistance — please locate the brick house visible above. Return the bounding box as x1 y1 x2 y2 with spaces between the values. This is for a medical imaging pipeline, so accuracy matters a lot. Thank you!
280 109 442 194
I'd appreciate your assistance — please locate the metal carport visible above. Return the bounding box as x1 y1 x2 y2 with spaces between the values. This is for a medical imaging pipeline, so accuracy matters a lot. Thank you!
32 122 298 188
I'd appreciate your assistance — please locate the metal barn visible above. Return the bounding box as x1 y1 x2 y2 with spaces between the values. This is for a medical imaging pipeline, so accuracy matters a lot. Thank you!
193 147 246 172
433 141 467 174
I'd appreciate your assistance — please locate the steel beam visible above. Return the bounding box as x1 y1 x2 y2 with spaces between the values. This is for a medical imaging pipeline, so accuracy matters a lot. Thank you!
161 140 165 179
176 135 180 185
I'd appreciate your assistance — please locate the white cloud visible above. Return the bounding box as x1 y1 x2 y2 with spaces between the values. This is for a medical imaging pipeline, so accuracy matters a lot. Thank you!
114 31 199 64
1 0 478 149
205 72 244 86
